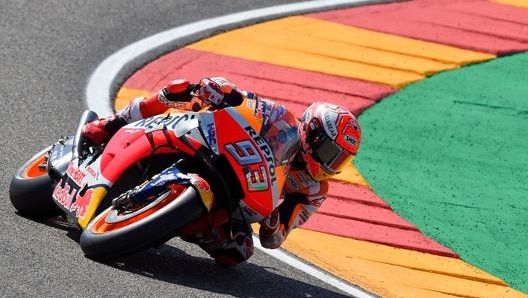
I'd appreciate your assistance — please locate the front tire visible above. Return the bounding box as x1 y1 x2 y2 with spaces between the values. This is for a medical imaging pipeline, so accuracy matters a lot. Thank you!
80 185 207 260
9 146 61 218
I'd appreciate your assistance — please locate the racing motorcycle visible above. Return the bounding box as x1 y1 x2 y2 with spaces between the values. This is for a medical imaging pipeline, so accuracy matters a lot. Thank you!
9 97 299 260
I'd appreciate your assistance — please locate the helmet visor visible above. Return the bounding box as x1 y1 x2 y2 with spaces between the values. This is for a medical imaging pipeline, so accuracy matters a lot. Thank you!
312 137 355 174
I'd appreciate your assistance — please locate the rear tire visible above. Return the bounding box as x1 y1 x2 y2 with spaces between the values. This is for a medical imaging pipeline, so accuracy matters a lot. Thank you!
9 146 61 218
80 186 207 260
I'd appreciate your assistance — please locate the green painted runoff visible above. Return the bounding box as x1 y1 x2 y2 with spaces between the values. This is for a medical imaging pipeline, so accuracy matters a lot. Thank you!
355 52 528 293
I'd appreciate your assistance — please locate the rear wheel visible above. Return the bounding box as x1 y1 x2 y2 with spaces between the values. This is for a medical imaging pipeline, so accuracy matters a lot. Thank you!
9 146 61 218
80 184 207 260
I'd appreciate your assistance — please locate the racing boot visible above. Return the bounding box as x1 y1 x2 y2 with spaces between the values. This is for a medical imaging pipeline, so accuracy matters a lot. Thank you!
211 218 254 267
258 208 286 249
81 114 127 146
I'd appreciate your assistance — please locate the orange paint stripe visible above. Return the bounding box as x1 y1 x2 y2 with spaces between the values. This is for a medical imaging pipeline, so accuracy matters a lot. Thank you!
491 0 528 8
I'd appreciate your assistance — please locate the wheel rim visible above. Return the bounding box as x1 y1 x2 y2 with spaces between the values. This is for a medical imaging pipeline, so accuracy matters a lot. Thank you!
91 184 187 233
22 154 48 178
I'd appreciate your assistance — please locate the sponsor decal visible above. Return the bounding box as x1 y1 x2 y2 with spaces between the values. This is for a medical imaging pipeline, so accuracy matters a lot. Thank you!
343 118 360 133
296 170 314 188
70 188 93 218
188 174 214 210
66 164 86 184
86 166 97 178
123 129 143 134
52 163 94 219
345 135 358 146
246 92 258 100
133 113 194 130
246 98 256 108
254 100 265 120
119 102 135 123
286 175 300 191
323 112 338 139
206 122 217 147
52 180 76 210
254 98 271 122
298 209 310 225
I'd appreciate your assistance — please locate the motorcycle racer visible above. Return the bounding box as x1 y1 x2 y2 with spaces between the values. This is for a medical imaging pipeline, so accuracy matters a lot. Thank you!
82 77 361 266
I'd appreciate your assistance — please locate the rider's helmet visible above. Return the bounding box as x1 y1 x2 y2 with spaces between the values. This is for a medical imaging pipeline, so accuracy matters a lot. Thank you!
298 102 361 181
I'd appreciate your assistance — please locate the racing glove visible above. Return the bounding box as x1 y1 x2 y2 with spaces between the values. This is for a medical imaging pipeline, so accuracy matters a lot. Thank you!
155 79 208 112
158 79 194 104
191 77 243 108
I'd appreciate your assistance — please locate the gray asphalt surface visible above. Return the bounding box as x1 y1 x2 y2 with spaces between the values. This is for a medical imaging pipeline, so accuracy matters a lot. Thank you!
0 1 353 297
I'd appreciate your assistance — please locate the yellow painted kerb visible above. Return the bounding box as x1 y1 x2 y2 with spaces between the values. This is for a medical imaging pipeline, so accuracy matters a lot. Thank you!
491 0 528 8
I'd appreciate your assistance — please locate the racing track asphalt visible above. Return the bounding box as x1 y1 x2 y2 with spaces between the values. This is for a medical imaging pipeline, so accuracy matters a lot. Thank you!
0 1 359 297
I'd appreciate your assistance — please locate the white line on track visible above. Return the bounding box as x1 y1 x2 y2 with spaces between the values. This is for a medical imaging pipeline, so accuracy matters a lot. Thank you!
85 0 388 296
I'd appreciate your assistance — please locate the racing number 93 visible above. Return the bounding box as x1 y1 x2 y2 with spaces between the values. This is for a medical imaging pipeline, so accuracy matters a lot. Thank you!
225 140 271 192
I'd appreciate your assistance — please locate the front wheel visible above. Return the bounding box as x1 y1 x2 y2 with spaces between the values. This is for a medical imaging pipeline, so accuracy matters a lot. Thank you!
9 146 61 218
80 185 207 260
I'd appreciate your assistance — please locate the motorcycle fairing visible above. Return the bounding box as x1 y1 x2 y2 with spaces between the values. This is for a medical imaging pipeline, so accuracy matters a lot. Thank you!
53 97 296 229
99 112 204 184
